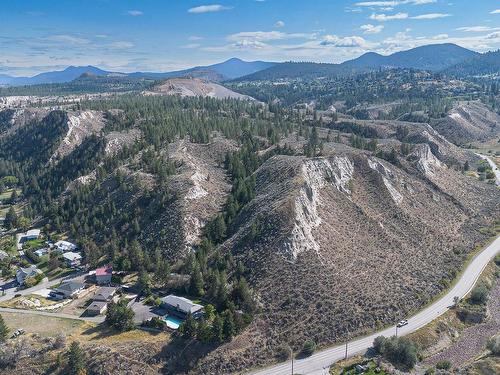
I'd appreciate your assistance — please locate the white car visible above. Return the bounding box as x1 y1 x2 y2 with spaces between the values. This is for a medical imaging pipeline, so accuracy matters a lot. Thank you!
397 319 408 328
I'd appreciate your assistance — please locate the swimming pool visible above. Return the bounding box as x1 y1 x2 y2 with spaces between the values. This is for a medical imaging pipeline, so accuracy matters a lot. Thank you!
163 315 183 330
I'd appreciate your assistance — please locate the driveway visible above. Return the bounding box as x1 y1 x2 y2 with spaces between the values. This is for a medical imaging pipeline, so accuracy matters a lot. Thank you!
128 298 166 324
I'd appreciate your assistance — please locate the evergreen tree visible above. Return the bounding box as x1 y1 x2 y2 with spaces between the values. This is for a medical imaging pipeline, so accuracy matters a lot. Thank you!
4 206 18 229
0 314 9 342
212 315 224 343
67 341 86 375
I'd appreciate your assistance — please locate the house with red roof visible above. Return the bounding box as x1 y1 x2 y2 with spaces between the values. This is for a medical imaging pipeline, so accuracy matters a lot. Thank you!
95 265 112 285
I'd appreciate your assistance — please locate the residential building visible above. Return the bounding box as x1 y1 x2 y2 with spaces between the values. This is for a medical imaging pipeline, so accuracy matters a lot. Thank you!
24 229 41 241
160 294 204 319
93 286 117 302
54 240 77 253
49 281 85 300
34 248 49 257
16 265 42 285
0 250 8 261
86 301 108 316
62 252 82 267
95 265 112 285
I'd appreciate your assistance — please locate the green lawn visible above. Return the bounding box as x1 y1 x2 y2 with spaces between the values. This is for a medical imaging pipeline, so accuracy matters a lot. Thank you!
23 238 45 250
0 188 21 201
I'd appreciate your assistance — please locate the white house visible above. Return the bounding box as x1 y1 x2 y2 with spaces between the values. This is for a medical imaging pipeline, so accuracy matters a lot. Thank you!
34 248 49 257
54 240 77 252
49 281 85 300
62 252 82 267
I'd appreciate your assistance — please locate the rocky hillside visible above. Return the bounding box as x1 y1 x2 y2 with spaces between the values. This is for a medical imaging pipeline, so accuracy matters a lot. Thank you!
432 101 500 145
191 127 500 373
145 77 254 100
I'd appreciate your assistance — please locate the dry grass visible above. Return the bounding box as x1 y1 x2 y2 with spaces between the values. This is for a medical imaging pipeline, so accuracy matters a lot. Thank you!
1 311 84 337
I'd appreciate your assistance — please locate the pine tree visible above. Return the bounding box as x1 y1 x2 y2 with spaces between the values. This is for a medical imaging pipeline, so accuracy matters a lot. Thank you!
0 314 9 342
212 315 224 343
67 341 86 375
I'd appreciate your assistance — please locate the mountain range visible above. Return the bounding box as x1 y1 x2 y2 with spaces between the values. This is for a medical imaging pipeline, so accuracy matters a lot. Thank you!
0 43 497 87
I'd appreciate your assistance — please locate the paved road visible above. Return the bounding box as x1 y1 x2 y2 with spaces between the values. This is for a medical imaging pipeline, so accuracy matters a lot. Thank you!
0 306 104 323
250 234 500 375
0 271 86 303
476 154 500 186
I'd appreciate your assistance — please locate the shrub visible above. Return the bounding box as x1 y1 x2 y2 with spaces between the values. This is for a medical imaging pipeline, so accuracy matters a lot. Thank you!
372 336 419 369
470 283 489 305
436 360 451 370
487 335 500 356
301 340 316 357
275 344 291 361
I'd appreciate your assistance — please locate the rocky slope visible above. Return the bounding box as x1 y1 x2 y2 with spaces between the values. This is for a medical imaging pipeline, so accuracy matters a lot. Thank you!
432 101 500 145
144 77 254 100
192 134 500 373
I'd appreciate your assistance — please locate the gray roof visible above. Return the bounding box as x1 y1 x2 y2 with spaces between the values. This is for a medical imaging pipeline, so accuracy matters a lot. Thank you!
17 265 42 278
57 281 85 294
0 250 8 260
94 287 116 301
161 294 203 314
87 301 107 311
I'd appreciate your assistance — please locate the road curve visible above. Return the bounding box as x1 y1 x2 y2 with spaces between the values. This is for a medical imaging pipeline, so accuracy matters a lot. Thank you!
250 234 500 375
475 154 500 186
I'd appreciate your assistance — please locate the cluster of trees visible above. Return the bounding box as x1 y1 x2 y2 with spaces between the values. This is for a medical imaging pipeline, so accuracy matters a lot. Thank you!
373 335 419 369
105 300 135 332
179 304 251 344
229 68 476 112
349 134 378 152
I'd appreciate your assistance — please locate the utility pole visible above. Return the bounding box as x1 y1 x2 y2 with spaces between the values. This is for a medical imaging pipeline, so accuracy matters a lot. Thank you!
395 326 398 338
291 347 294 375
345 341 348 360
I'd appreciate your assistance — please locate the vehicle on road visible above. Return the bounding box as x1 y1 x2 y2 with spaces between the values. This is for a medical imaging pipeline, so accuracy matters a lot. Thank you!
397 319 408 328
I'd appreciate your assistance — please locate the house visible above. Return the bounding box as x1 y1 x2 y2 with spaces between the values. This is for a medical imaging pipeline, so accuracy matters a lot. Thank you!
16 265 42 285
24 229 41 241
49 281 85 300
54 240 77 253
34 248 49 257
62 252 82 268
95 265 112 285
160 295 204 320
93 286 117 302
86 301 108 316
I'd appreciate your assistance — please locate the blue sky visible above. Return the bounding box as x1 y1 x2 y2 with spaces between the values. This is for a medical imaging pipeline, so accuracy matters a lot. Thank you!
1 0 499 76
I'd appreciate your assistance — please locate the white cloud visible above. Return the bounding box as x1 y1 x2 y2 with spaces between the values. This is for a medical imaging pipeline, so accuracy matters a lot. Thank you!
188 5 232 14
411 13 451 19
127 10 143 16
456 26 500 33
181 43 201 49
490 9 500 14
370 12 408 21
227 31 312 42
355 0 436 7
46 35 90 45
320 35 368 47
275 20 285 28
360 24 384 34
108 41 134 49
188 36 204 41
